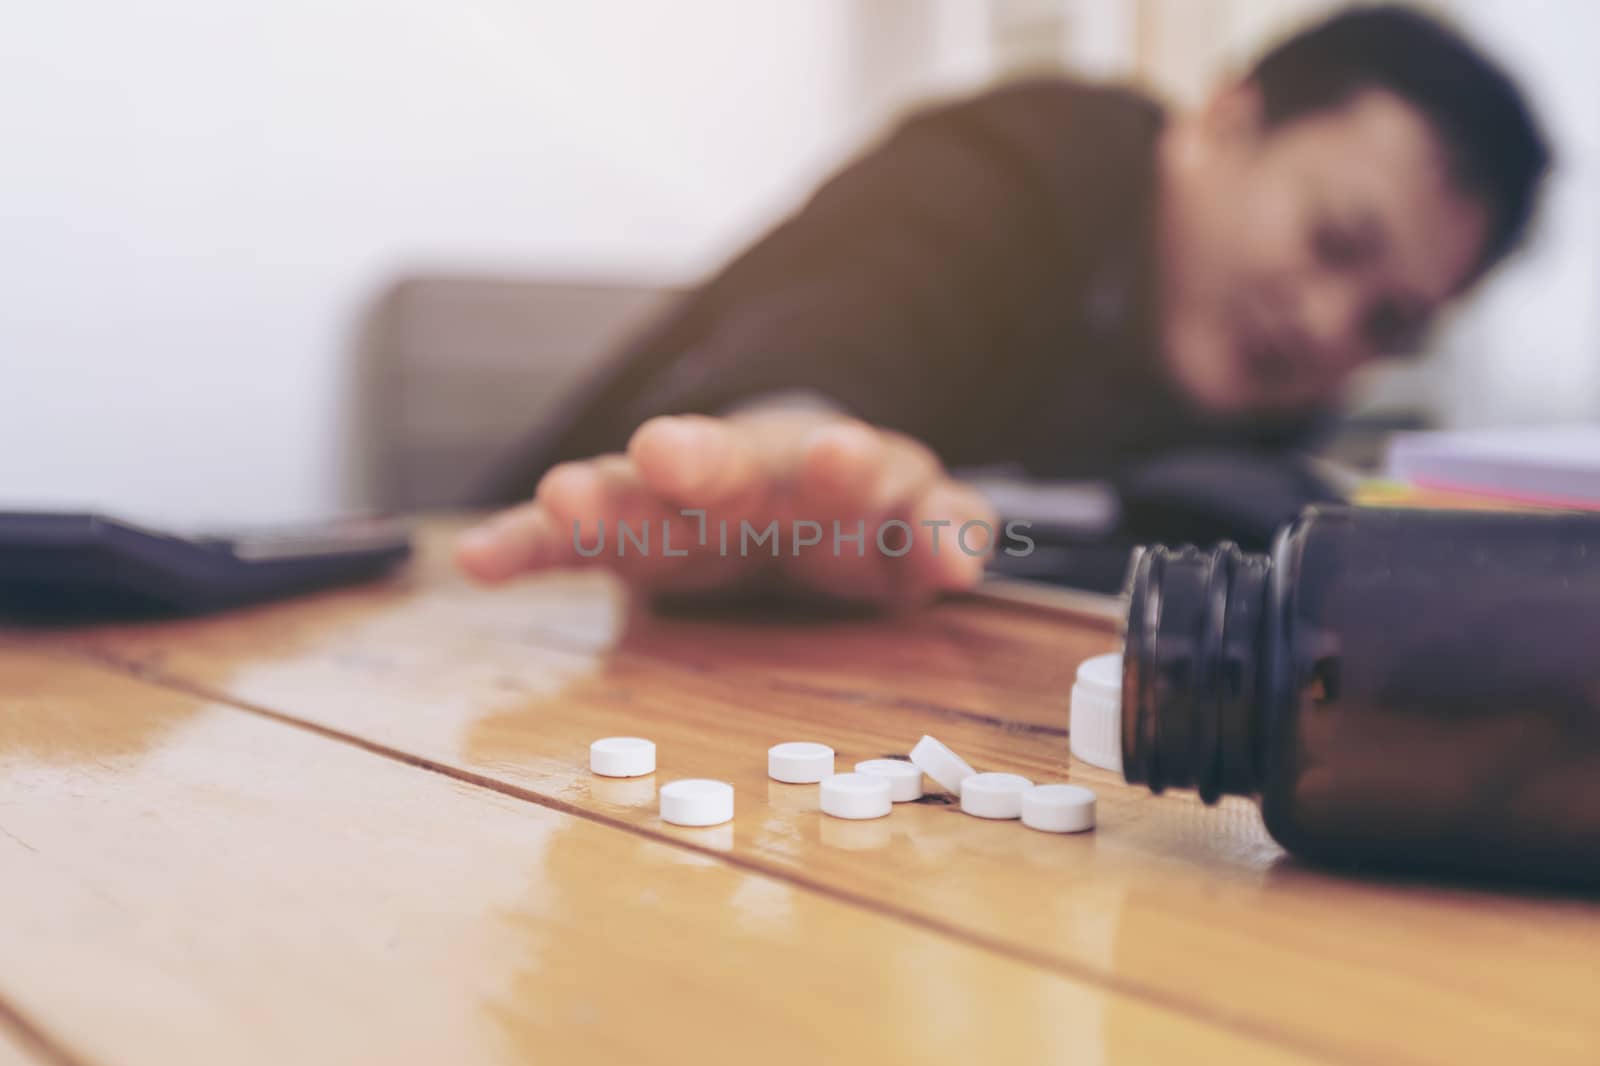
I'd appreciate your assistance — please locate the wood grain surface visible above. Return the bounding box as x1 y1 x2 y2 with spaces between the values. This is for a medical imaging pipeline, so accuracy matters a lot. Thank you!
0 649 1322 1066
5 522 1598 1065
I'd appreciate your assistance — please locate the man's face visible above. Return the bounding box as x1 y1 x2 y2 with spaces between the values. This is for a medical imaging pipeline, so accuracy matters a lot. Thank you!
1157 86 1491 416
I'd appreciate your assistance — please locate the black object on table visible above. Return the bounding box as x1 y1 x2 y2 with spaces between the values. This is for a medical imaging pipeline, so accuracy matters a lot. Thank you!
0 512 412 619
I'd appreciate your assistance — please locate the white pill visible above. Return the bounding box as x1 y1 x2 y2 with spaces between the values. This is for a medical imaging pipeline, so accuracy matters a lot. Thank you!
659 779 734 826
854 759 924 802
767 741 835 783
1022 783 1097 833
819 773 893 820
589 736 656 778
909 734 977 796
960 772 1034 819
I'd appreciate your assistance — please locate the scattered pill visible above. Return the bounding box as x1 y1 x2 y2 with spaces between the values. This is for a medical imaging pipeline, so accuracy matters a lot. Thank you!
960 772 1033 819
659 778 734 827
768 741 835 783
909 734 977 796
1021 784 1097 833
589 736 656 778
1071 652 1124 773
819 773 893 820
854 758 924 802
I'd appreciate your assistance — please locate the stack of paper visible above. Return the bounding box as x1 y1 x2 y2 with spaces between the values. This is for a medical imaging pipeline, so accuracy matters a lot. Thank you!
1382 425 1600 510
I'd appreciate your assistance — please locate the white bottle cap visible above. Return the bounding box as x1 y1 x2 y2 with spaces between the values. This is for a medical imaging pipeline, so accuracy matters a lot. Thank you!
819 773 893 820
909 734 977 796
659 779 734 826
1021 783 1097 833
589 736 656 778
1070 652 1124 774
767 742 835 783
959 772 1034 819
854 758 924 802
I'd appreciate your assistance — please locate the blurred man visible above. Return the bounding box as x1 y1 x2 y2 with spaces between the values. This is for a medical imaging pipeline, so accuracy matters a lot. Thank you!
458 5 1547 607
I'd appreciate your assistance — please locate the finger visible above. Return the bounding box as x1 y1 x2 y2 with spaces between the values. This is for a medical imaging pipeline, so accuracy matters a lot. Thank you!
776 424 888 603
455 457 644 581
771 423 944 606
774 427 925 606
455 499 559 583
628 415 764 508
537 455 690 581
805 479 996 609
794 420 884 505
794 420 944 518
905 480 998 594
547 454 786 595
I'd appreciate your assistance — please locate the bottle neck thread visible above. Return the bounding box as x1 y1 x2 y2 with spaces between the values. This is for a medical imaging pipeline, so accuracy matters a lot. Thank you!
1121 542 1272 802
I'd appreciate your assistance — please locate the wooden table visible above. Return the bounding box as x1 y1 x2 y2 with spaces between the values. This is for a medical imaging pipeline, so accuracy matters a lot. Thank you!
2 522 1596 1066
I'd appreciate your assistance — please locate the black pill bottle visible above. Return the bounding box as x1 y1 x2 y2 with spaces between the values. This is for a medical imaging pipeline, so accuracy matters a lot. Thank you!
1121 505 1600 885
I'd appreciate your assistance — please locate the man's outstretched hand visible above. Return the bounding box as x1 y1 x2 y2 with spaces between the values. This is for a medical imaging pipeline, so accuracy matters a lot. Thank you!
454 409 998 609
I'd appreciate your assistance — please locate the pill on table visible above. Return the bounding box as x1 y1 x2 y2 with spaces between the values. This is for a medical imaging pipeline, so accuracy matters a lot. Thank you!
768 741 835 784
960 772 1034 819
659 779 734 827
589 736 656 778
909 735 977 796
820 773 893 820
854 758 924 802
1070 652 1124 773
1021 783 1097 833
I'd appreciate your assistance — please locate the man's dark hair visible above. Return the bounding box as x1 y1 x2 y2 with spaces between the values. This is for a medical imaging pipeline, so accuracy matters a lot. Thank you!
1249 3 1550 280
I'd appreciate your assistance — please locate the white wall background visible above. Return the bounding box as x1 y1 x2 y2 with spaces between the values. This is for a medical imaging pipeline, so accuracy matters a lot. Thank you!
1430 0 1600 428
0 1 878 525
2 1 1594 526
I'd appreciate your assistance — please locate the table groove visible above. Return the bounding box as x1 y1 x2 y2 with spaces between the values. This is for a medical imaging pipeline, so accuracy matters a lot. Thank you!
10 546 1595 1066
7 647 1330 1066
20 640 1364 1066
0 998 81 1066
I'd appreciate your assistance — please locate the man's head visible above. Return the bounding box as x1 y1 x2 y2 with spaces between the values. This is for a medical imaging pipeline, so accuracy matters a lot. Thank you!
1156 4 1549 416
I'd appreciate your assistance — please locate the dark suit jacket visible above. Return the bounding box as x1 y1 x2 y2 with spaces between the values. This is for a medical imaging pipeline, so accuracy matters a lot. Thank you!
492 78 1323 500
